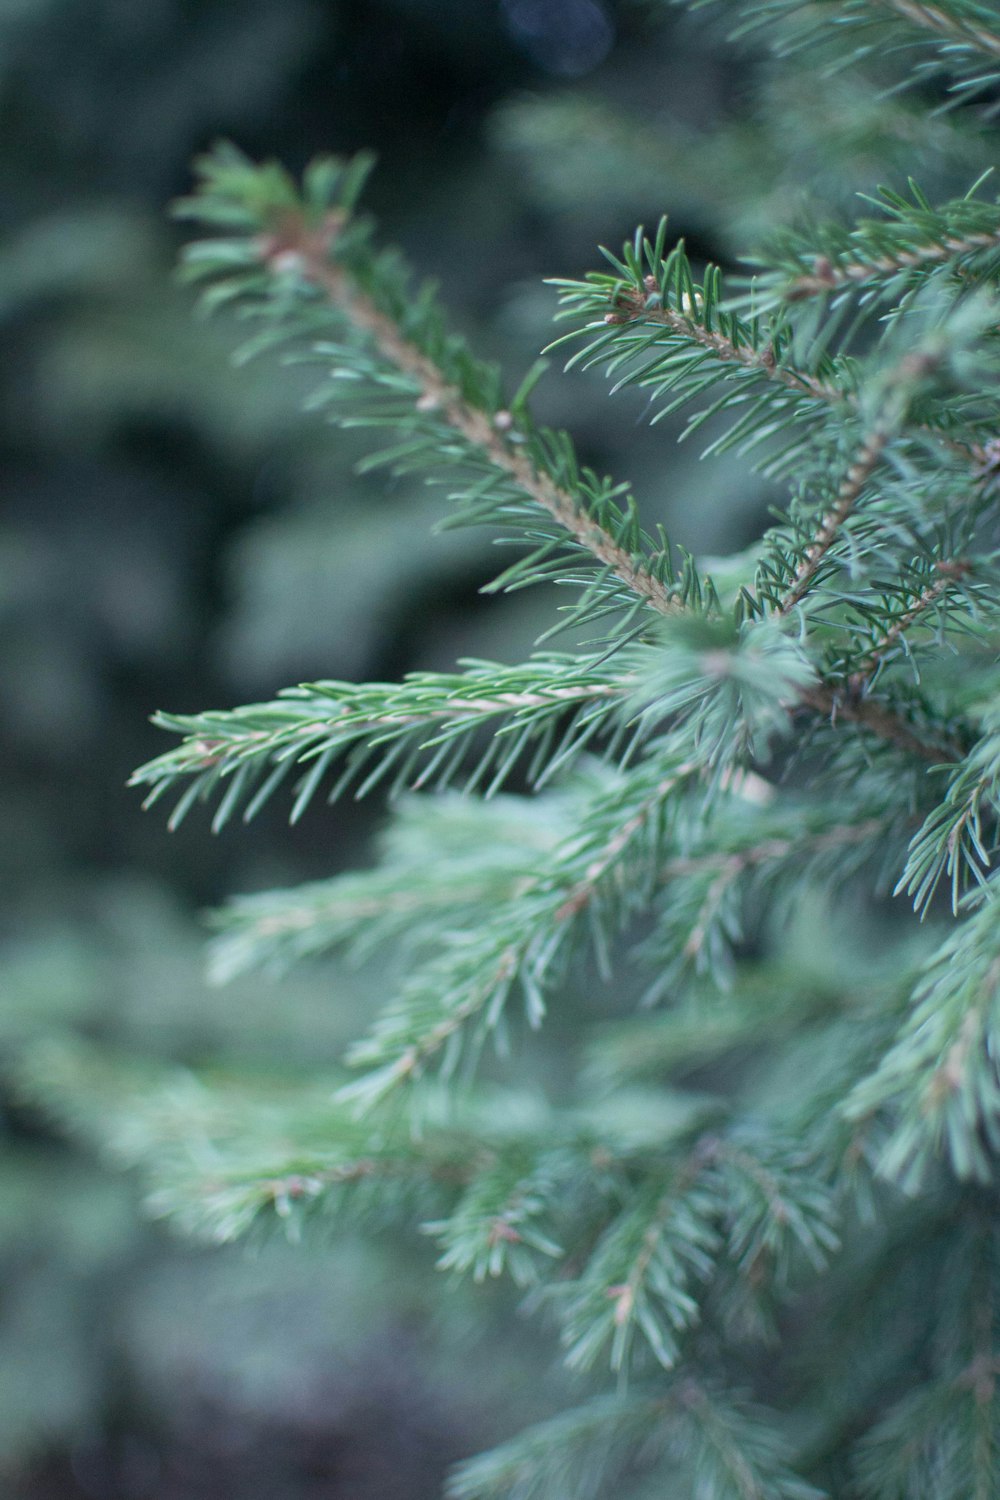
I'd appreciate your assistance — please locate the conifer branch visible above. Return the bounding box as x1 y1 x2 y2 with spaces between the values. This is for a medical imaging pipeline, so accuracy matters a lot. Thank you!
877 0 1000 60
278 227 681 616
633 808 903 1004
214 1148 472 1235
759 186 1000 308
129 657 629 829
448 1382 819 1500
683 0 1000 104
564 216 1000 499
610 280 846 408
177 147 692 625
845 892 1000 1186
210 871 530 982
550 233 857 493
104 34 1000 1486
847 559 969 685
552 765 692 922
339 759 696 1109
779 427 889 612
208 792 573 982
786 224 1000 299
660 817 888 885
682 863 743 963
553 1120 838 1375
211 796 888 997
797 681 958 763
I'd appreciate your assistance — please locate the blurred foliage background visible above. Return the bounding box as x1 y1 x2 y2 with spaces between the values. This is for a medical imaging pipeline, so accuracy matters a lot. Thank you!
0 1 988 1493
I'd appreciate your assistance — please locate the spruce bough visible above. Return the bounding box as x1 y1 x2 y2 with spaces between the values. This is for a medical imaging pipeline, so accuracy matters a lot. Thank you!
47 2 1000 1493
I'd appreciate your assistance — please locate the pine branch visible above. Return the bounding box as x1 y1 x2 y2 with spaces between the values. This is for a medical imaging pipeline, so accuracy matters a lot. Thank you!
845 890 1000 1187
207 790 581 982
797 681 960 764
660 816 890 885
749 184 1000 312
786 221 1000 301
672 601 961 767
290 240 681 617
778 427 890 612
448 1382 820 1500
19 1035 835 1344
896 707 1000 910
560 1159 719 1373
112 46 1000 1492
446 1391 674 1500
609 280 845 408
129 656 629 829
854 1378 990 1500
678 0 1000 106
337 755 698 1110
424 1151 565 1287
208 864 529 983
553 1125 837 1375
681 862 745 966
711 1129 840 1280
177 145 692 625
644 811 892 991
211 776 892 1012
550 235 851 478
846 559 969 686
559 224 1000 631
876 0 1000 60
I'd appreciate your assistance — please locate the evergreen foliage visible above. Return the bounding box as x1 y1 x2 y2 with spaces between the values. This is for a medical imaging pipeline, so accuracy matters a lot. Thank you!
26 1 1000 1493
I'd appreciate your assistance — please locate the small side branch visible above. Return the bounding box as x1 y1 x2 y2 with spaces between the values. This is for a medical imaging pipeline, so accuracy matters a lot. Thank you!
799 681 960 763
849 561 969 687
270 223 680 618
877 0 1000 59
553 767 691 922
674 817 887 961
779 428 889 613
788 223 1000 299
610 279 844 407
343 764 699 1105
661 817 887 885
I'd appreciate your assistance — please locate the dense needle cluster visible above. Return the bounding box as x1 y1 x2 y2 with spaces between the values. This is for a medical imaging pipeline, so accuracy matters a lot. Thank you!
27 1 1000 1494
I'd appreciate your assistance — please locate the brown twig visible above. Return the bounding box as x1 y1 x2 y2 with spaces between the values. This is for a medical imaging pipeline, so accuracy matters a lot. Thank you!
798 680 958 763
